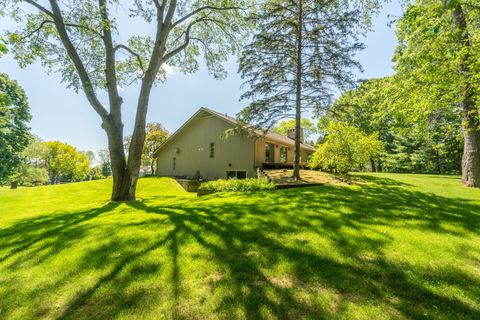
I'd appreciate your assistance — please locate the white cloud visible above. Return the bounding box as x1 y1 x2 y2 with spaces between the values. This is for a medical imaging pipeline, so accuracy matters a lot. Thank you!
162 64 176 77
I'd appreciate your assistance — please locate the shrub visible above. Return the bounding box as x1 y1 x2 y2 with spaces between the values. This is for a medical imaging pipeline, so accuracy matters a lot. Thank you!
19 166 49 186
198 178 275 193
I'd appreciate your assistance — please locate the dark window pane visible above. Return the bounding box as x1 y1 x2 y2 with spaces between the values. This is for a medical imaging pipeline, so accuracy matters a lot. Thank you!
280 146 287 163
265 143 274 163
210 142 215 158
236 171 247 179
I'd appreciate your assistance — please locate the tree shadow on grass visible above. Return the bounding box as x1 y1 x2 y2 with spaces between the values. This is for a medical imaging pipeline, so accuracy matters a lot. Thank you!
1 177 480 319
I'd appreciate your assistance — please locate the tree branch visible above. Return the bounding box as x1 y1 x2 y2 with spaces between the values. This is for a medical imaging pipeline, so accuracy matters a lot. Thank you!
21 19 103 40
114 44 145 76
23 0 54 17
47 0 108 120
98 0 122 115
163 17 213 61
172 5 241 28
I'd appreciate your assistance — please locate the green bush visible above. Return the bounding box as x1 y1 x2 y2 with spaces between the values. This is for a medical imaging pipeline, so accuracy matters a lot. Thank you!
311 121 383 174
198 178 275 193
19 166 49 186
88 166 106 180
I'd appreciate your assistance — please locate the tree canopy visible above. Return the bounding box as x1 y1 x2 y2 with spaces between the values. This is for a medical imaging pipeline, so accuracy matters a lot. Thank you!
1 0 252 200
393 0 480 185
238 0 380 179
43 141 90 183
0 73 31 184
311 121 383 174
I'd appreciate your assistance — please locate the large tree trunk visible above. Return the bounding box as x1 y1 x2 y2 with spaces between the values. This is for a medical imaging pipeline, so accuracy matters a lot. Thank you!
46 0 175 200
292 0 303 181
452 4 480 187
370 158 376 172
151 159 156 175
462 130 480 187
461 97 480 187
103 115 135 201
377 158 383 172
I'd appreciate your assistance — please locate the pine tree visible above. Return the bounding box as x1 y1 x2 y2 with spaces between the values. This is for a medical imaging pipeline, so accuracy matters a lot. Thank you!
238 0 376 180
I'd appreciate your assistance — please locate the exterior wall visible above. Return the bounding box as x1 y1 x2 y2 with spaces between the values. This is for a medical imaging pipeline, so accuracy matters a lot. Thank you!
254 138 313 167
156 114 256 180
254 138 266 167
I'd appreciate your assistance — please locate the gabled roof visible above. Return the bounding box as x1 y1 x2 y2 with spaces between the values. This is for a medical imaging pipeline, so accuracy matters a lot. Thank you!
153 107 316 157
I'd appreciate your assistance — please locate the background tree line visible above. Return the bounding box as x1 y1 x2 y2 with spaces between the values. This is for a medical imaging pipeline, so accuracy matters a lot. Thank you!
313 0 478 181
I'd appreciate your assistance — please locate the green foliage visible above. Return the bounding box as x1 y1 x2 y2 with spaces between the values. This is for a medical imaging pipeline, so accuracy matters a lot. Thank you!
272 118 317 140
97 149 111 177
1 0 253 90
0 37 6 57
125 122 169 172
326 76 463 173
238 0 376 129
311 121 383 174
16 166 48 186
0 73 31 183
88 165 105 181
0 0 254 199
198 177 275 192
44 141 91 182
393 0 480 129
21 135 47 167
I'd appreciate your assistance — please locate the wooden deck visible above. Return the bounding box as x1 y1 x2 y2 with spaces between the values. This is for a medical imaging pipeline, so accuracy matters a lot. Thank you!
262 162 310 170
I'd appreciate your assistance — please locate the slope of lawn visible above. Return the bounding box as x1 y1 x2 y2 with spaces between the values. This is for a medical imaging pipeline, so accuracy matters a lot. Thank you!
0 174 479 319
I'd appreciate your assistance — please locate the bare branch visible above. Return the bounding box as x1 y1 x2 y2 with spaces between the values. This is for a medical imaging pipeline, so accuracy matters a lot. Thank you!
98 0 122 114
163 17 208 61
47 0 108 119
172 5 241 28
23 0 54 17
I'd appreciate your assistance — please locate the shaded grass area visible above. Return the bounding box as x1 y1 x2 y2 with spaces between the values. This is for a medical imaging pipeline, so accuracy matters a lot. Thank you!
0 174 479 319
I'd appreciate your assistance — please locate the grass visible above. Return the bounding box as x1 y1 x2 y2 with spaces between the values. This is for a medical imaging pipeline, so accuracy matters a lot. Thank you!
0 174 479 319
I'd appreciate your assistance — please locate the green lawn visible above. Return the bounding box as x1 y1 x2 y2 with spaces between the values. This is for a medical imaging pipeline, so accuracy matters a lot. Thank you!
0 174 479 319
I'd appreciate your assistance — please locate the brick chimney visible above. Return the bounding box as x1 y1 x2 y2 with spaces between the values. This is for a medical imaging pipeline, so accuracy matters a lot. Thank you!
287 128 304 143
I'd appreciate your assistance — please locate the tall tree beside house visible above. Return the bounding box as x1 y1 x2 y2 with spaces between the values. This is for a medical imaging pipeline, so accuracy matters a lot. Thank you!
0 73 31 185
238 0 380 180
1 0 251 200
393 0 480 186
125 122 169 174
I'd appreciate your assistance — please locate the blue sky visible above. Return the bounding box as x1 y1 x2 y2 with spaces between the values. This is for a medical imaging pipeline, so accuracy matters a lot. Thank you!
0 1 403 152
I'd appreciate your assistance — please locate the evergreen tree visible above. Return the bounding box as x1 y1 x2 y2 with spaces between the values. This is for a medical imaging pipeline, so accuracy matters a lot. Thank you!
238 0 378 180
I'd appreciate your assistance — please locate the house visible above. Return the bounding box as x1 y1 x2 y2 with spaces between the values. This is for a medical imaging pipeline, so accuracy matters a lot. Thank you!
153 107 316 180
